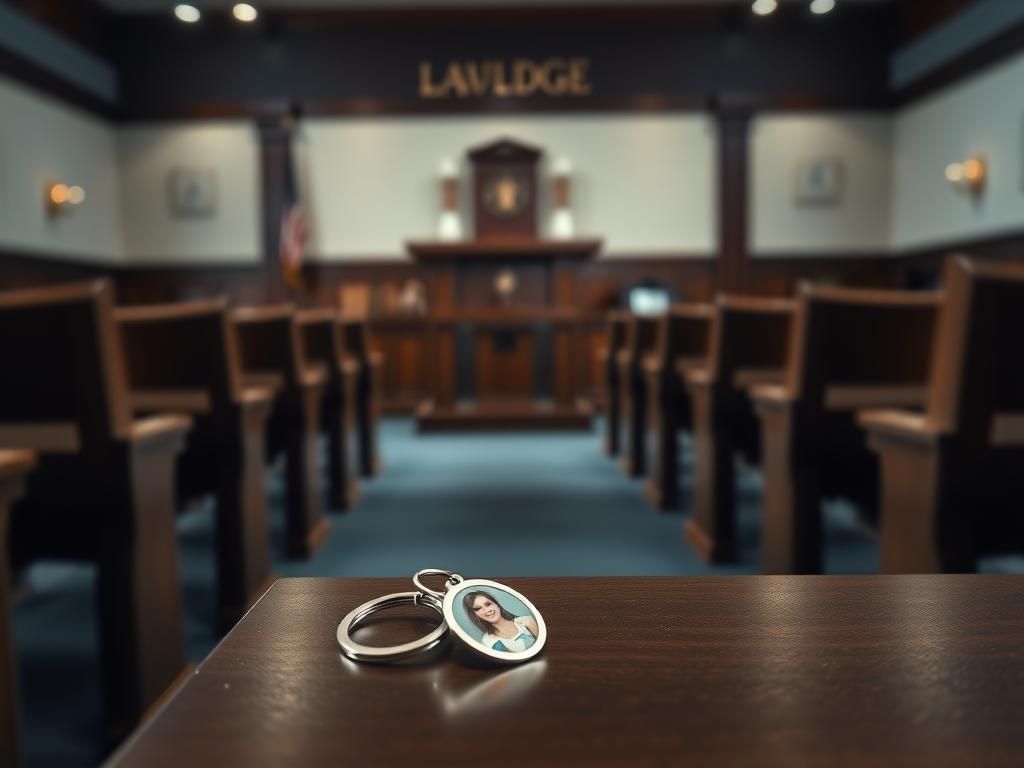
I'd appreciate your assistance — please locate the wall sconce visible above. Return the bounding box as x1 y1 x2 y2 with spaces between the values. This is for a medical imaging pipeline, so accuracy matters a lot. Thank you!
944 155 987 197
45 181 85 216
437 158 462 241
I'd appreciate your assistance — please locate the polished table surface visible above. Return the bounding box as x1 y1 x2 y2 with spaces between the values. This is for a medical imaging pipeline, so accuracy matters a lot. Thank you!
109 576 1024 766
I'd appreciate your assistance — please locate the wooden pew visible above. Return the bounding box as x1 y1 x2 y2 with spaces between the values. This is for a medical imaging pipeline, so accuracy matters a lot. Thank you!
860 257 1024 572
115 300 275 629
643 304 714 509
683 296 795 561
1 449 35 768
297 308 359 509
617 314 662 477
339 318 381 478
597 311 629 456
750 285 941 574
0 280 191 740
232 306 330 559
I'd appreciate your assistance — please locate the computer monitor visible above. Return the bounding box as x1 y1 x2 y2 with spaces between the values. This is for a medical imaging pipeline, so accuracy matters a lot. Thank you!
627 282 672 315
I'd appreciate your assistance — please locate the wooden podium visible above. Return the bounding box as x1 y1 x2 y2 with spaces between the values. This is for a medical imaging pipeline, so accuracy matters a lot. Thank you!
407 238 602 431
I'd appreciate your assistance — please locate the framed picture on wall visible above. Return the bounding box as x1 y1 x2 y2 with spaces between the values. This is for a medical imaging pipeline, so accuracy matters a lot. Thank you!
168 168 217 217
794 157 843 206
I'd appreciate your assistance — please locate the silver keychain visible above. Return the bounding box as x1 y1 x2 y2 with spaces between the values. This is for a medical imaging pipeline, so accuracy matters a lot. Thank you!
336 568 547 665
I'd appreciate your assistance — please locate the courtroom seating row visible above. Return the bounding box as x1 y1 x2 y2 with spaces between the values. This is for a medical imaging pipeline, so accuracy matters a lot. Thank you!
0 279 382 765
601 256 1024 576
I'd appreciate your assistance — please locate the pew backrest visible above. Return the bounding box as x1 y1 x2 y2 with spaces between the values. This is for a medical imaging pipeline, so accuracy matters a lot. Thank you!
339 318 370 365
710 296 795 390
927 257 1024 448
620 315 662 371
656 304 714 374
605 311 629 360
298 309 345 383
115 299 244 413
231 305 305 389
785 284 942 411
0 280 132 451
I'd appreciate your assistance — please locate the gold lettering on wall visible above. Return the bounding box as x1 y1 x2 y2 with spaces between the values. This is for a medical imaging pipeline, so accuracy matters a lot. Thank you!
419 58 593 99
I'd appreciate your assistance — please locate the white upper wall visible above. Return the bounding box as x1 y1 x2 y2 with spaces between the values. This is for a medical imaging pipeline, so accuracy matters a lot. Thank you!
5 45 1024 266
0 75 123 262
298 114 717 260
750 113 892 255
891 48 1024 251
118 122 261 263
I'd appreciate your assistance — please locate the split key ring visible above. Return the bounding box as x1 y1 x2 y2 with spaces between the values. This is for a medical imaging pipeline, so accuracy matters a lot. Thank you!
336 591 447 663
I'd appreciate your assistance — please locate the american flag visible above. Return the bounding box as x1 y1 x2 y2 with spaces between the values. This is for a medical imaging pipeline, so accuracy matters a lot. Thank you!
280 140 307 289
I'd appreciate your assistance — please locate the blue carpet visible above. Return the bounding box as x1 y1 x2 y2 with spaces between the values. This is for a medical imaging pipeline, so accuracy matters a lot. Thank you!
11 418 1022 765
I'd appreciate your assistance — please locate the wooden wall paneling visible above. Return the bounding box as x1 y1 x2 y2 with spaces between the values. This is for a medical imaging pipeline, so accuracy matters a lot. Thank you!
553 263 577 306
431 268 456 314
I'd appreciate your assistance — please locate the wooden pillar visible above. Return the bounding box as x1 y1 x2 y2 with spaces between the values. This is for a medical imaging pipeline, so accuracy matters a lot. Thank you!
714 95 755 294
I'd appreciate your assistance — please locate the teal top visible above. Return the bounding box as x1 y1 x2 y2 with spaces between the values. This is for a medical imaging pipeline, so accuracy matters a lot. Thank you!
484 616 536 653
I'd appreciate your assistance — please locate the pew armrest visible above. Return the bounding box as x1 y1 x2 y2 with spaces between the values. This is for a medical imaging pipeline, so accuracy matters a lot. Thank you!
683 369 715 389
239 386 275 408
857 409 942 447
243 372 284 394
0 449 36 481
0 423 80 453
127 415 193 446
641 354 662 375
300 366 329 389
749 384 794 408
733 368 786 389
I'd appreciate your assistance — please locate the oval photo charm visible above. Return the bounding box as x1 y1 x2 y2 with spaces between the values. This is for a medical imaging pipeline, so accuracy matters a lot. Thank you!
443 578 547 665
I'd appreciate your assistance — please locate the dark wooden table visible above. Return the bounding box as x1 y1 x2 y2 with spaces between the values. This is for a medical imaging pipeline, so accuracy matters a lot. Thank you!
108 576 1024 766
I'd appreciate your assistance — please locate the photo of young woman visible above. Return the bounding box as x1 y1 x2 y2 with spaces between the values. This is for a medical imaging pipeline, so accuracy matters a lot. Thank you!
461 589 539 653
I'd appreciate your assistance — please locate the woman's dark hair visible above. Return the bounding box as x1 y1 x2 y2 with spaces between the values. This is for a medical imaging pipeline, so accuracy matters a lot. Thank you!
462 590 515 635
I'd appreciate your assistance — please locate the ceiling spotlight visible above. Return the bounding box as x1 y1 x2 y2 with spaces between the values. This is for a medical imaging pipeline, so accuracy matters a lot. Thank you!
810 0 836 14
233 4 259 22
752 0 778 15
173 4 201 23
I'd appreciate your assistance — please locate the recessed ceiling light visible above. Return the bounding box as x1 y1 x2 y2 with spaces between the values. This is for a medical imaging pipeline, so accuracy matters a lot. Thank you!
752 0 779 17
173 4 201 23
233 3 259 23
810 0 837 14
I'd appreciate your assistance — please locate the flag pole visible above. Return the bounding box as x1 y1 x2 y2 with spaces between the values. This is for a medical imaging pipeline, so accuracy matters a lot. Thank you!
257 103 305 305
